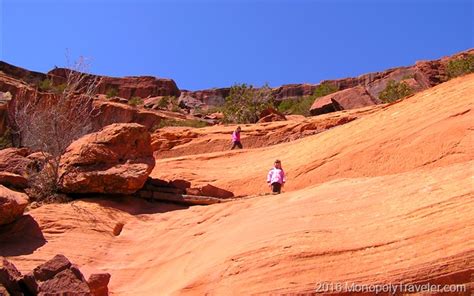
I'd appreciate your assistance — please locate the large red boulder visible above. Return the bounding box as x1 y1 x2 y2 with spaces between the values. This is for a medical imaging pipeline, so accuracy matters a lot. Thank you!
310 86 381 116
59 123 155 194
0 185 28 226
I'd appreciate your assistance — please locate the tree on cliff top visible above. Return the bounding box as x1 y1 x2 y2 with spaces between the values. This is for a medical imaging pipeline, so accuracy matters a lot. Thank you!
223 83 275 124
8 56 101 202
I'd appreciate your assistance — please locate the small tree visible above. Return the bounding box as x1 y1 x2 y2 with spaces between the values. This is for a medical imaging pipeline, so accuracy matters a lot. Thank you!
223 83 274 123
9 56 101 201
446 55 474 79
378 80 413 103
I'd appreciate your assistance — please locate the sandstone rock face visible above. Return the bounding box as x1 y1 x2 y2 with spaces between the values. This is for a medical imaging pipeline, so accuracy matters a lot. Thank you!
179 88 230 107
310 86 381 116
0 185 28 226
48 68 181 100
60 123 155 194
272 83 317 100
258 107 287 123
92 100 164 132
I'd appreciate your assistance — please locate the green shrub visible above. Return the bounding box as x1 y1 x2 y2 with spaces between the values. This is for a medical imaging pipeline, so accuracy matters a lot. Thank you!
54 83 67 93
38 79 53 91
128 96 144 107
223 83 275 123
106 87 119 98
446 55 474 79
277 96 315 116
313 82 339 98
155 119 208 129
379 80 413 103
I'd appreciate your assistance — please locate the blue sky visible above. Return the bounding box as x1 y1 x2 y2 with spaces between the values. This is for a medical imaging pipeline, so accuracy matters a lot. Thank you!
1 0 472 90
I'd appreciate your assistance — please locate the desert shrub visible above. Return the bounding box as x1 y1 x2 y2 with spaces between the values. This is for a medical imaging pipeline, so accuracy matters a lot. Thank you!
446 55 474 79
155 119 208 129
54 83 67 93
223 83 275 123
313 82 339 98
277 96 315 116
9 56 101 203
128 96 143 107
378 80 413 103
278 82 338 116
38 79 53 91
106 87 119 98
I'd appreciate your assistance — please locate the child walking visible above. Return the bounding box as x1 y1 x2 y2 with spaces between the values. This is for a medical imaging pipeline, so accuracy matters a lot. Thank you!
230 126 243 149
267 159 286 194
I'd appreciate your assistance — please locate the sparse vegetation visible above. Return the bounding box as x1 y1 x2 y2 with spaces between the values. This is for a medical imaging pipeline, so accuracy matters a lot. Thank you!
223 83 275 123
277 82 339 116
378 80 413 103
9 56 101 203
128 96 144 107
38 79 53 91
106 87 119 98
277 96 314 116
313 82 339 98
155 118 208 129
446 55 474 79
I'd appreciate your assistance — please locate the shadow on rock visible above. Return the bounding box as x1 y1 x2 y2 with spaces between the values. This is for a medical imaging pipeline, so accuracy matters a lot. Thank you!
0 214 46 256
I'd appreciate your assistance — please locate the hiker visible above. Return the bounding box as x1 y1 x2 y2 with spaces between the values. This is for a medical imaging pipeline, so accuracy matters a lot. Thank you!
267 159 286 194
230 126 243 149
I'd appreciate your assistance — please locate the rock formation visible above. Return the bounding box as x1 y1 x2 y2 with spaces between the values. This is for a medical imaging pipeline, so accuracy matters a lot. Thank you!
59 123 155 194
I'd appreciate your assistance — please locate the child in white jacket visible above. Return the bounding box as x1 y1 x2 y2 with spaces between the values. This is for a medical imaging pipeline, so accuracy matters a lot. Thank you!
267 159 286 194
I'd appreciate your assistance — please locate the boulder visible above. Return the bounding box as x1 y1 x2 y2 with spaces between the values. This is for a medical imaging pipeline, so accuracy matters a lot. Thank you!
310 86 381 116
0 172 28 189
21 254 91 295
59 123 155 194
0 185 28 226
87 273 111 296
0 257 23 296
258 107 287 123
0 148 33 175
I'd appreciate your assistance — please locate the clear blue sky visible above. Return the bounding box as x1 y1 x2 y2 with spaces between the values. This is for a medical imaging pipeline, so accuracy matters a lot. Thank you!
1 0 472 90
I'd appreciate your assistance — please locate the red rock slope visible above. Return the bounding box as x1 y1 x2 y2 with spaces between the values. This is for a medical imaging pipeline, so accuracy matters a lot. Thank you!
0 74 473 295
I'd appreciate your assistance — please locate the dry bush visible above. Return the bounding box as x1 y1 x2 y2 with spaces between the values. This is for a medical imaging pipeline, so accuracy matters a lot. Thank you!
8 56 101 202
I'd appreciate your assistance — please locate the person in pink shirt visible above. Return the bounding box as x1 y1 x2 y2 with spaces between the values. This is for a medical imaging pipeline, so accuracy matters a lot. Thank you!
267 159 286 194
230 126 243 149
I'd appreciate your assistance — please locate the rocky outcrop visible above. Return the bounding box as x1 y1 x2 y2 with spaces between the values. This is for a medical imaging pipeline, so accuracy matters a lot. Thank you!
0 255 111 296
136 177 234 205
59 123 155 194
257 107 287 123
48 68 181 100
0 185 28 226
179 88 230 108
92 100 164 131
310 86 381 116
